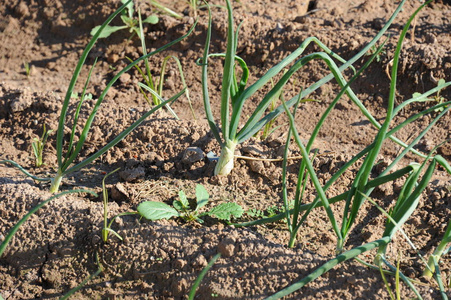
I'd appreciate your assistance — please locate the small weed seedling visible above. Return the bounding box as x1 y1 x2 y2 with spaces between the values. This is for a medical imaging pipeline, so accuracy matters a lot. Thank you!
137 184 243 223
91 0 158 39
70 91 93 102
413 78 447 112
365 44 387 63
245 201 294 220
149 0 202 19
31 124 53 167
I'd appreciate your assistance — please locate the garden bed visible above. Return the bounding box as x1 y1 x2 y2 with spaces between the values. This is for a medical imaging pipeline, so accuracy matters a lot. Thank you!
0 0 450 299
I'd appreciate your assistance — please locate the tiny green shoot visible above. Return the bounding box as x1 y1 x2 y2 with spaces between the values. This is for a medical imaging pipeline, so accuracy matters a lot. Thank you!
23 61 31 76
423 218 451 279
101 168 138 243
412 78 447 112
137 184 244 223
188 253 221 300
90 0 158 40
31 124 53 167
366 44 387 63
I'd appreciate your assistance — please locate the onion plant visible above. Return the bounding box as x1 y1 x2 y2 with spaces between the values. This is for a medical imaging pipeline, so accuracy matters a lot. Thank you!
423 218 451 279
253 0 451 298
266 0 451 253
269 100 450 298
201 0 419 176
1 0 196 193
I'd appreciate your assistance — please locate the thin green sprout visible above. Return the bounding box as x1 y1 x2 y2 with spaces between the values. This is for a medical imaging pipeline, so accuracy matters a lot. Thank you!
60 253 104 300
380 261 396 300
423 219 451 279
131 9 184 119
432 258 449 300
188 253 221 300
31 124 53 167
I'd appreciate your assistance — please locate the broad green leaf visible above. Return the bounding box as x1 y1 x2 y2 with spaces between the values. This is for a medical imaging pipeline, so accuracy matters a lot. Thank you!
178 190 189 208
195 184 209 210
90 25 128 38
208 203 243 220
137 201 179 220
120 15 136 27
143 15 159 24
173 200 184 211
121 0 134 17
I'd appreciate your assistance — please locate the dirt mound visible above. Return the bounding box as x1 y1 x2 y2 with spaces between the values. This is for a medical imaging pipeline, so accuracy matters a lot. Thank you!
1 0 450 299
